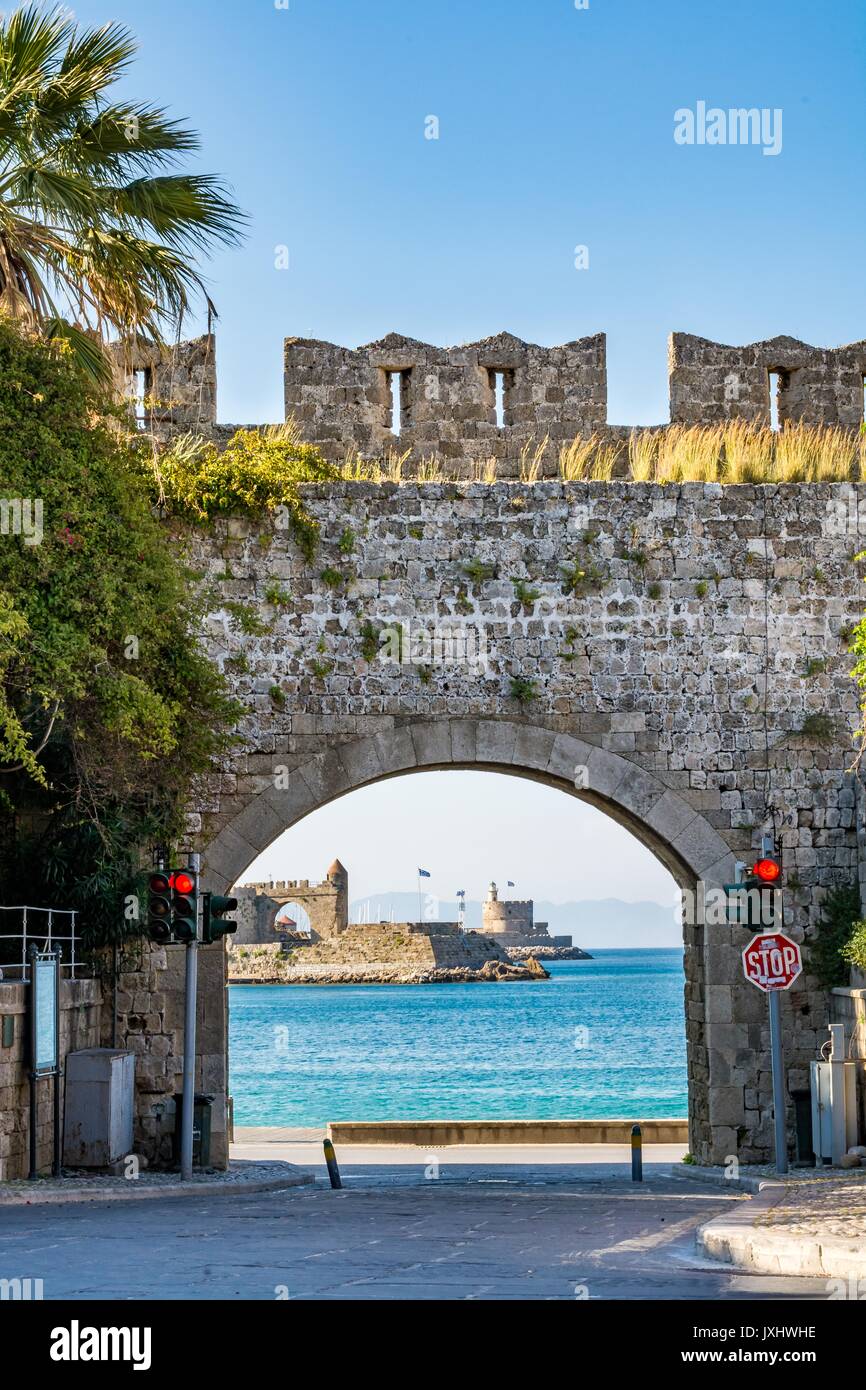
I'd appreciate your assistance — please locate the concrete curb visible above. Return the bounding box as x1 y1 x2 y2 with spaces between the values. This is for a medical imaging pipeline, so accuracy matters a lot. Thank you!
696 1181 866 1280
328 1118 689 1146
670 1162 784 1193
0 1162 315 1207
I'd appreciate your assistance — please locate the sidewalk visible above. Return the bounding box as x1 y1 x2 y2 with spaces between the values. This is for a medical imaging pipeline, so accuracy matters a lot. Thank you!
0 1159 313 1206
696 1170 866 1280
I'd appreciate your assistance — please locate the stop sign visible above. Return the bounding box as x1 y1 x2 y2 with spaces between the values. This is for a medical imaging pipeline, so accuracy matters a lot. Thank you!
742 931 802 992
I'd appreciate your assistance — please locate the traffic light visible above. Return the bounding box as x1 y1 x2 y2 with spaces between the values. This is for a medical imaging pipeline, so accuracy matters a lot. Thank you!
750 857 782 886
724 854 782 928
147 872 173 943
171 869 198 943
202 892 238 945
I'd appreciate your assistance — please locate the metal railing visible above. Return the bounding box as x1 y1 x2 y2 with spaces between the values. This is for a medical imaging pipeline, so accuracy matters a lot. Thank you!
0 905 80 981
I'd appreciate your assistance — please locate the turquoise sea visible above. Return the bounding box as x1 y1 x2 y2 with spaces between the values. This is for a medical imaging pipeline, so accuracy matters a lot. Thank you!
229 949 688 1127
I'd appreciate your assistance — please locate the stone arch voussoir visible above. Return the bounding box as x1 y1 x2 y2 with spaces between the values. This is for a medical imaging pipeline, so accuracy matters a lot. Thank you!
201 718 738 894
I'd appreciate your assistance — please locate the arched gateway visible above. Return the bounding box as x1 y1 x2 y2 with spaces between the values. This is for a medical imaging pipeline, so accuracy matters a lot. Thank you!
204 717 743 1161
102 332 866 1174
106 471 859 1176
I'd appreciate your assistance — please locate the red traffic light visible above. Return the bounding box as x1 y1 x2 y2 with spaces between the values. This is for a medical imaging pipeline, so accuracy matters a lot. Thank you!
753 857 781 883
172 871 195 895
149 873 170 894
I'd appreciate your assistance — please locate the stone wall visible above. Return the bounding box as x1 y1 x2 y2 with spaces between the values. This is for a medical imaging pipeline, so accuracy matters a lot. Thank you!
0 977 102 1181
283 331 607 466
229 921 525 983
110 334 217 440
234 861 348 943
669 333 866 429
182 478 866 1165
110 943 228 1170
131 330 866 478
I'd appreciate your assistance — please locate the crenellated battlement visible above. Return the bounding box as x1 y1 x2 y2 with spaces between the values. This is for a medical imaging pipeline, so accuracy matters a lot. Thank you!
129 329 866 470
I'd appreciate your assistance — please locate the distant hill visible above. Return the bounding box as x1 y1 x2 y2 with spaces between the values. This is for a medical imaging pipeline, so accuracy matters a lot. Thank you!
349 893 680 949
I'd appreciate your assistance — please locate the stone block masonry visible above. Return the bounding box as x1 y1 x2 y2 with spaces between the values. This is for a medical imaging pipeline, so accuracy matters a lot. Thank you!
228 923 546 984
130 328 866 476
0 977 102 1181
669 333 866 429
283 331 607 466
180 478 866 1166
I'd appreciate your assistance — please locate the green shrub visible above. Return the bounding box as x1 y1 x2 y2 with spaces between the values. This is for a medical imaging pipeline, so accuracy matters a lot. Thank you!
512 578 540 610
797 713 837 744
842 921 866 973
156 424 339 560
359 619 380 662
810 881 862 987
561 553 605 595
265 582 292 608
463 559 496 585
509 676 537 704
224 601 267 635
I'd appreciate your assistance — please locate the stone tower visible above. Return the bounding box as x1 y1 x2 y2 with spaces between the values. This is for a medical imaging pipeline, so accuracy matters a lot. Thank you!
327 858 349 935
480 882 570 948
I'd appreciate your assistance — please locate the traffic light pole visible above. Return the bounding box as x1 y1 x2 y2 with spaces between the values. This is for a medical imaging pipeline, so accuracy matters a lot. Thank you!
181 938 198 1180
768 987 788 1176
180 853 201 1182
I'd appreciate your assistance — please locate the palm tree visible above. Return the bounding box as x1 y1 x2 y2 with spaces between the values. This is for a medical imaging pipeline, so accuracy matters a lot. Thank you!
0 4 245 380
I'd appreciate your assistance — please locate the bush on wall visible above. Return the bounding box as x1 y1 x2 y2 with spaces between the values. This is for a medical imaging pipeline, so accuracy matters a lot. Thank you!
156 424 339 560
0 319 238 950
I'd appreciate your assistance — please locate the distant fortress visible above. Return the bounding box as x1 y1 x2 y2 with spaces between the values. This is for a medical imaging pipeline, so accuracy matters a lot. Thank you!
476 881 573 950
231 863 591 973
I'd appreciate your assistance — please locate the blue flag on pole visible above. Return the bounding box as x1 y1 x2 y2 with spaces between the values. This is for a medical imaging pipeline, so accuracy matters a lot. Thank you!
418 868 431 878
455 889 465 898
507 880 515 887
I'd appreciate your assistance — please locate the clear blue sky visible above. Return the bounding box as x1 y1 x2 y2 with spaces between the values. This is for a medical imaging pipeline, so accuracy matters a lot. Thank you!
74 0 866 426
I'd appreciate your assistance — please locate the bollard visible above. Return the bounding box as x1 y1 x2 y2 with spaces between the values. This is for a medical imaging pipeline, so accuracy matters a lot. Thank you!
631 1124 643 1183
323 1137 342 1189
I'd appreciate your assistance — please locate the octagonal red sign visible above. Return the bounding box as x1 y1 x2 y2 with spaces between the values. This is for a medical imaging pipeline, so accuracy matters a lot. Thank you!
742 931 802 992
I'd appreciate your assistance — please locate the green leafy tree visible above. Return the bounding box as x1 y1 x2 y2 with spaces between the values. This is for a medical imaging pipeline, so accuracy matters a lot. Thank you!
0 4 244 380
0 319 237 948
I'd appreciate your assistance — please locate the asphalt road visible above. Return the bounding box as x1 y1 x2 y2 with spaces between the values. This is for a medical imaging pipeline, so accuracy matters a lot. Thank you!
0 1166 831 1301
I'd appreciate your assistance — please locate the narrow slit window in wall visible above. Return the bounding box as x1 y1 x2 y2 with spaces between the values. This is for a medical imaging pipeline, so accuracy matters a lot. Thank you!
768 371 781 432
490 370 507 428
387 370 411 436
389 371 401 435
133 368 150 431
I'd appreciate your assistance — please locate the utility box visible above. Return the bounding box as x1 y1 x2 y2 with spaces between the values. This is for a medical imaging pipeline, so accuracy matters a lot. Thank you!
172 1094 213 1169
63 1049 135 1168
810 1059 858 1164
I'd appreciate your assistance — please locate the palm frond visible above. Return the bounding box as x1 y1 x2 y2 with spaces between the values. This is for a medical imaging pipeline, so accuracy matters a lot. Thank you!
0 5 245 379
41 315 113 384
107 175 247 250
